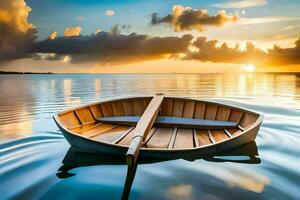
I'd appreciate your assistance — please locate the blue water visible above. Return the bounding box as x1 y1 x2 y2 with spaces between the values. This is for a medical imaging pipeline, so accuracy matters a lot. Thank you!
0 73 300 199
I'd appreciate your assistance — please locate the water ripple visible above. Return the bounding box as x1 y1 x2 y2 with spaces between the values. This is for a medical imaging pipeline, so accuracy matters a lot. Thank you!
0 74 299 199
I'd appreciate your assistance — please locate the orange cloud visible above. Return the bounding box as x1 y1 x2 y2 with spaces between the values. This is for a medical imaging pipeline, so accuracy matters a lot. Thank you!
0 0 35 33
49 31 58 40
0 0 36 62
64 26 81 37
151 5 239 32
186 37 300 67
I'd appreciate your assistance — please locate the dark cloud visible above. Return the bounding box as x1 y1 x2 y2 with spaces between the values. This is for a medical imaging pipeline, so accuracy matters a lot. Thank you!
151 5 239 32
267 40 300 65
110 25 121 35
186 37 300 66
33 31 193 65
186 37 266 64
0 0 37 62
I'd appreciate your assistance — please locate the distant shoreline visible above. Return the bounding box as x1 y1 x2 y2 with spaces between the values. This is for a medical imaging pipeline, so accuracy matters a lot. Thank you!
0 71 54 74
0 71 299 75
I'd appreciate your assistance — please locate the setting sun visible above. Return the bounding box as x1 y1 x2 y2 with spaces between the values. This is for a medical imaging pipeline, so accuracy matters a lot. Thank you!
245 64 256 72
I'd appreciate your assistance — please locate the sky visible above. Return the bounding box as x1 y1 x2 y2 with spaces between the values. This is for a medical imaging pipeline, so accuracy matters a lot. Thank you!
0 0 300 73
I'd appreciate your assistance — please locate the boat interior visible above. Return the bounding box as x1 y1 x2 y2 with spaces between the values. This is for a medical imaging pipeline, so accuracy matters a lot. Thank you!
56 97 260 149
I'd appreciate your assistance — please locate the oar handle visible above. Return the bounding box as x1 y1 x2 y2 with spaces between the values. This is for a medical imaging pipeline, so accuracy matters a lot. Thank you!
126 136 143 167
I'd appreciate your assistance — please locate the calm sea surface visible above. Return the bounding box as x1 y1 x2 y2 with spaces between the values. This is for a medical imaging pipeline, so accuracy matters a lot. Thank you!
0 73 300 199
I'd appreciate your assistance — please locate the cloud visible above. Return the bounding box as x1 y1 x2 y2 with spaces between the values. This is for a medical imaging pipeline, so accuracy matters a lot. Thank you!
33 31 193 65
62 55 71 63
151 5 239 32
0 0 37 62
64 26 82 37
105 10 115 17
110 24 131 35
49 31 58 40
185 37 300 66
33 53 60 61
77 16 83 21
110 25 121 35
237 16 300 25
1 0 299 69
213 0 267 8
186 37 266 64
95 28 102 34
267 39 300 66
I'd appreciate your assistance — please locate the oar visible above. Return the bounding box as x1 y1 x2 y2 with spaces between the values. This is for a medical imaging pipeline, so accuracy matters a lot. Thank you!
125 94 164 167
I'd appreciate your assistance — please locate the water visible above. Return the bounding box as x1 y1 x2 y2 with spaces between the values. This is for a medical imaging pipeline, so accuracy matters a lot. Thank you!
0 73 300 199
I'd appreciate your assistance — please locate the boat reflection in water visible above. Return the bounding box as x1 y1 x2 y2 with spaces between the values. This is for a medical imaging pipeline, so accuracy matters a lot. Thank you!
57 142 260 199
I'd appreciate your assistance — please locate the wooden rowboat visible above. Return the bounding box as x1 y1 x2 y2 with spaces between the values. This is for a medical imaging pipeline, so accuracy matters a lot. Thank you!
53 95 263 165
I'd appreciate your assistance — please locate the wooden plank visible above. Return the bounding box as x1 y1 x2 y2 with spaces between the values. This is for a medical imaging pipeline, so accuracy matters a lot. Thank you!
112 126 135 144
59 112 81 129
168 127 178 149
172 99 184 117
205 104 218 120
89 104 103 118
216 107 231 121
92 126 132 143
193 102 206 119
143 128 157 144
146 128 173 148
111 102 118 116
226 128 241 136
238 125 245 131
116 127 136 145
208 130 216 144
161 98 173 116
173 128 194 149
224 129 233 138
229 110 243 123
100 103 114 117
111 101 124 116
80 123 118 138
239 113 258 128
183 100 195 118
193 130 200 147
196 130 211 146
143 98 151 107
122 99 134 116
132 99 145 116
210 130 229 142
75 108 95 124
70 122 97 132
97 116 238 129
116 101 125 116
